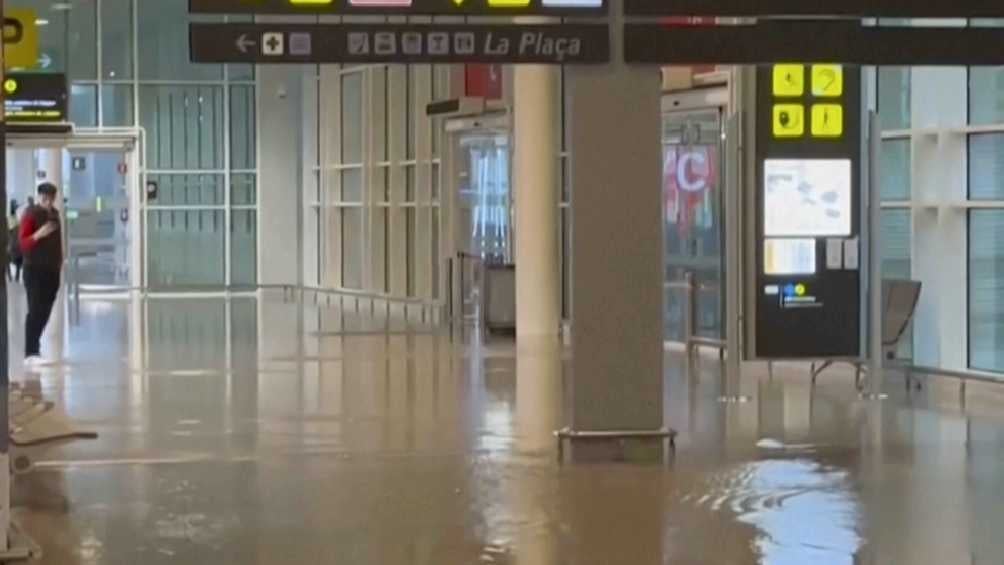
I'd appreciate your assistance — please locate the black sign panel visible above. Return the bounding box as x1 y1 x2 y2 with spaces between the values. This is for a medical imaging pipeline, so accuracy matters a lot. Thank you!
190 0 606 16
4 73 68 123
190 23 609 64
625 22 1004 66
753 66 862 359
625 0 1004 17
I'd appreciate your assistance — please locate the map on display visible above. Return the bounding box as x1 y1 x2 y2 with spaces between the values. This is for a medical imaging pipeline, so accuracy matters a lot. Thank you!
189 0 606 16
763 159 852 238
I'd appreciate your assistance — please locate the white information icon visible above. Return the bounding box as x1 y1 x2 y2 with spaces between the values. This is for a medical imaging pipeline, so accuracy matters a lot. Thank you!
453 32 475 55
374 32 397 55
427 32 450 55
262 32 284 56
401 32 423 55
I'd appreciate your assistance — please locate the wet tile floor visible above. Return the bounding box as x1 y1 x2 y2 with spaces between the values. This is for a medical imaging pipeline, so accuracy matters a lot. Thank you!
9 294 1004 564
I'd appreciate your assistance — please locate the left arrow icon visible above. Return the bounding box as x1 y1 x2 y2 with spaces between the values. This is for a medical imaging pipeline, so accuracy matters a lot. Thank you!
236 33 257 54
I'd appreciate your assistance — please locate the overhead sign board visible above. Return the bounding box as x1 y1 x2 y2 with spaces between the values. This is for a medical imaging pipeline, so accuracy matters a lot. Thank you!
624 0 1004 17
190 0 606 16
190 23 610 64
3 73 67 123
624 22 1004 66
3 9 39 70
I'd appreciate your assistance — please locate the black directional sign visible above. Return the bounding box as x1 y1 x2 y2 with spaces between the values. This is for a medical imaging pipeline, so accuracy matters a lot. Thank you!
190 23 609 64
190 0 606 16
624 0 1004 17
625 22 1004 66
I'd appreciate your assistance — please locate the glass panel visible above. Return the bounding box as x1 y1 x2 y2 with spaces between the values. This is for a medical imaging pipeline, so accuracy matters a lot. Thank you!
969 134 1004 200
230 85 256 170
139 0 222 80
69 83 97 127
341 207 364 289
970 67 1004 126
431 207 440 300
969 210 1004 372
878 67 911 131
562 207 570 320
102 0 133 79
341 168 363 202
406 67 416 160
140 85 225 170
406 207 416 296
16 0 98 77
102 84 134 126
231 173 256 206
880 139 910 201
431 163 440 202
881 208 913 358
228 64 255 82
231 209 258 286
457 133 510 258
148 174 224 206
880 209 911 278
341 72 363 164
663 109 724 341
148 209 225 287
405 166 416 202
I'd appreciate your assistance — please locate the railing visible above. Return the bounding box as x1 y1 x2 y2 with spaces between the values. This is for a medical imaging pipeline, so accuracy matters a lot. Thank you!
273 284 447 326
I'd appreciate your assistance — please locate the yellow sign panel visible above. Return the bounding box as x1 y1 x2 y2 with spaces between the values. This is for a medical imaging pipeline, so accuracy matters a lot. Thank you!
812 104 844 138
772 64 804 97
488 0 532 5
773 104 805 138
812 64 843 97
3 9 39 70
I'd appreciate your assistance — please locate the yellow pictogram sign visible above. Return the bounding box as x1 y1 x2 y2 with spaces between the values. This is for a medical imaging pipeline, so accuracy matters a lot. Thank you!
811 104 844 138
772 64 804 97
812 64 843 97
773 104 805 138
3 9 39 70
3 78 17 95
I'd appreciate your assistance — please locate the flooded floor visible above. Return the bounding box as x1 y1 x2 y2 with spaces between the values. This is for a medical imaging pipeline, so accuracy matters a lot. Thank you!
10 291 1004 564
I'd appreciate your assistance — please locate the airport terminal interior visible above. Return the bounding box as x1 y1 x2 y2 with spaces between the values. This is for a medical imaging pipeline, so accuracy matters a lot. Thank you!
0 1 1004 563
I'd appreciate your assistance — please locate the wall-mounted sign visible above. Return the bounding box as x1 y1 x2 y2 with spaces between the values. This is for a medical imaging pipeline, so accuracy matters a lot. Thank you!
190 0 606 16
624 0 1004 17
190 23 610 64
3 9 39 70
72 157 86 171
3 73 67 123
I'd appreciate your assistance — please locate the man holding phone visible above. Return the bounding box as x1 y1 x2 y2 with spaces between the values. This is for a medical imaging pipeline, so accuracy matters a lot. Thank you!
19 183 63 367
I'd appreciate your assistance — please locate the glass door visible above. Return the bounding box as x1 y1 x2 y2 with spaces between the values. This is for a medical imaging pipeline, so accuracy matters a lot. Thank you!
64 149 134 288
663 108 725 341
453 129 512 321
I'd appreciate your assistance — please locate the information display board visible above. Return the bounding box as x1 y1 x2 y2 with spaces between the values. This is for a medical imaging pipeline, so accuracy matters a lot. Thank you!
190 0 606 16
753 65 862 359
190 23 609 64
3 72 67 123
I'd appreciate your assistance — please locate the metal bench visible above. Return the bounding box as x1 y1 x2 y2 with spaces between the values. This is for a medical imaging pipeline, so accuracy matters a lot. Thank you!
9 381 97 475
810 279 922 388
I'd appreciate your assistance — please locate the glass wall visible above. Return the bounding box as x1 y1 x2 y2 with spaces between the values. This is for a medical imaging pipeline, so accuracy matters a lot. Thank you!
20 0 257 289
308 64 445 300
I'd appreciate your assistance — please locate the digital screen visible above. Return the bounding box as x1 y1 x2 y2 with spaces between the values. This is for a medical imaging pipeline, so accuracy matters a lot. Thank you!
189 0 606 15
764 159 852 237
3 73 67 123
764 238 816 275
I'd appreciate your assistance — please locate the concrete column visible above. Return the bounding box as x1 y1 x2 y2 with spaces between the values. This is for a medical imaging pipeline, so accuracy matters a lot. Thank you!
565 4 664 433
513 65 560 339
257 66 304 287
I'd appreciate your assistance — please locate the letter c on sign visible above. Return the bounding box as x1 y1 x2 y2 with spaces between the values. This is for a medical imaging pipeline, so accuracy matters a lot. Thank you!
677 152 707 193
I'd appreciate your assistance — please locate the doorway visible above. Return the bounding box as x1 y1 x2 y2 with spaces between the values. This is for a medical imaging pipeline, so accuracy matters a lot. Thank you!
6 132 141 292
662 91 728 342
447 121 512 323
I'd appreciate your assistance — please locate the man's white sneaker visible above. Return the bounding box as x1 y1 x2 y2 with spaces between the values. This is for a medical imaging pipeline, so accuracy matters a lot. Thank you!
23 356 53 368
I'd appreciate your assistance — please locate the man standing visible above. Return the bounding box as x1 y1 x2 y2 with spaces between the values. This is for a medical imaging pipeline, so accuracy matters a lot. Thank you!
18 183 62 366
